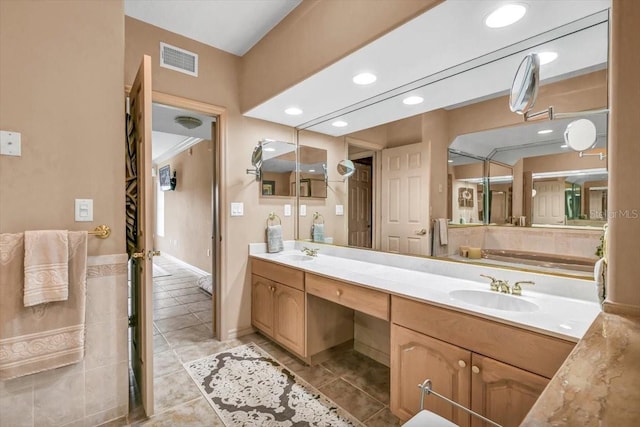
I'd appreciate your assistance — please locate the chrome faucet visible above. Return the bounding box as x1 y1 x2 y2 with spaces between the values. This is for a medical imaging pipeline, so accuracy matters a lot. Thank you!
512 280 535 296
301 247 319 257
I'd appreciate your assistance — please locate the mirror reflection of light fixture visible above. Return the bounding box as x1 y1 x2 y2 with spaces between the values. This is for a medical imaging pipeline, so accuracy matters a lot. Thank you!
174 116 203 129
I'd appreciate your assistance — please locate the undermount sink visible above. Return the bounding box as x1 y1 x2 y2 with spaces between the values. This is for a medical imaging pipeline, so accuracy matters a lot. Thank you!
449 289 539 312
278 253 315 262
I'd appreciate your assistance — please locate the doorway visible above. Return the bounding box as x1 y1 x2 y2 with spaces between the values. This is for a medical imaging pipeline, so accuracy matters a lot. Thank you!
348 156 373 248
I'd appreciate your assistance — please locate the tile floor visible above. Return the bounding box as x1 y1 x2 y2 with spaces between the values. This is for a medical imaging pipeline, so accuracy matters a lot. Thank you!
113 256 401 426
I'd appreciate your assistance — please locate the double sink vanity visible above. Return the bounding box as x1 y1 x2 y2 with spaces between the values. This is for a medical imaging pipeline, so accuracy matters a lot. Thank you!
249 242 601 426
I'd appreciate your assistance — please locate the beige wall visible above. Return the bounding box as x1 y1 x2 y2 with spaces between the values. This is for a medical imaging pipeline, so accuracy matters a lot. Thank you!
156 141 212 273
0 0 125 257
607 0 640 313
240 0 442 112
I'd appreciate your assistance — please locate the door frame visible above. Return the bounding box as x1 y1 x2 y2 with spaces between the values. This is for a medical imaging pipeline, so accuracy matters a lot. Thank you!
151 91 226 340
348 151 377 249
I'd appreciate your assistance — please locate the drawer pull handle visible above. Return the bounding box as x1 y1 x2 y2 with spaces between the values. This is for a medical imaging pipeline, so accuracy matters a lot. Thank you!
472 365 480 374
336 290 342 297
458 360 467 368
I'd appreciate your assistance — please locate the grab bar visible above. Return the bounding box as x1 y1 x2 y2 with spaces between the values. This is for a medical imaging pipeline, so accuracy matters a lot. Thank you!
418 379 502 427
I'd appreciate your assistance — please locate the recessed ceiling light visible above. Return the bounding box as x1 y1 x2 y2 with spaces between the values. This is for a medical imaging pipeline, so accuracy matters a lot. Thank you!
332 120 348 128
403 95 424 105
309 169 316 173
263 147 276 152
284 107 303 115
485 4 526 28
448 159 454 163
537 51 558 65
560 144 568 148
538 129 553 135
352 72 377 85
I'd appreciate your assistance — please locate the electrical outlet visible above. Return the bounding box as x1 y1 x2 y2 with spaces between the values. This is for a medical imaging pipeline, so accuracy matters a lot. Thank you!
284 204 292 217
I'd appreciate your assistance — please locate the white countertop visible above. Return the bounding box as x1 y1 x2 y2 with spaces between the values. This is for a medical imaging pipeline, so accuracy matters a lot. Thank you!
250 248 601 343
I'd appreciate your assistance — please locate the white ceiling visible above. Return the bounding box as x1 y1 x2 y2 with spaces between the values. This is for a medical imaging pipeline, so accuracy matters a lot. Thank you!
245 0 611 136
124 0 302 56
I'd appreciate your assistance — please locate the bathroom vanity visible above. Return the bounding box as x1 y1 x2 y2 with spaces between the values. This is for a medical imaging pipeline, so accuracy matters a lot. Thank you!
249 243 600 426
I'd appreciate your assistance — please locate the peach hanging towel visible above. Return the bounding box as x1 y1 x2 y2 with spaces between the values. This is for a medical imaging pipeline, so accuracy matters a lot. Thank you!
23 230 69 307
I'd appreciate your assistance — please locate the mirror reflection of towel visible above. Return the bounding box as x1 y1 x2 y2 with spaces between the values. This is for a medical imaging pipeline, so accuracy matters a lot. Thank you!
436 218 448 246
312 224 325 243
266 225 283 253
594 258 606 305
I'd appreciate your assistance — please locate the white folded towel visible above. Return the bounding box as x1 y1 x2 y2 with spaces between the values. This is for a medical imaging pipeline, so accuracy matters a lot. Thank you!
23 230 69 307
312 224 325 243
437 218 448 246
266 225 284 253
594 257 606 305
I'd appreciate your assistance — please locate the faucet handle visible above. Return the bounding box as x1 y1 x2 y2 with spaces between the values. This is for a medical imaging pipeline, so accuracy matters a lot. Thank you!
497 280 511 294
512 280 535 296
480 274 500 291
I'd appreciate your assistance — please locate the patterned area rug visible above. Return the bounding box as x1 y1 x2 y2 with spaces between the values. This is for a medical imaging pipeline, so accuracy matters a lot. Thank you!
184 343 361 426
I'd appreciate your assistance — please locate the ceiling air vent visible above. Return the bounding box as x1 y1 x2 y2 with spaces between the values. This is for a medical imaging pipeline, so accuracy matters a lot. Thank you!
160 42 198 77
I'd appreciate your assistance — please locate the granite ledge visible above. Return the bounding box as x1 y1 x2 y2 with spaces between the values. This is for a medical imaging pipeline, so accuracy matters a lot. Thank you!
522 312 640 426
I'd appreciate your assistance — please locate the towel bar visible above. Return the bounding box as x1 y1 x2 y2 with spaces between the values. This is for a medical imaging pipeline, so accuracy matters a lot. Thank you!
418 379 502 427
88 225 111 239
267 212 281 226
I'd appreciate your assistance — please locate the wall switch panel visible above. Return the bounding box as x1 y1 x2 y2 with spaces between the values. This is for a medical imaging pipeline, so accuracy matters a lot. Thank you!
335 205 344 216
230 202 244 216
0 130 22 157
284 204 292 217
300 204 307 216
74 199 93 222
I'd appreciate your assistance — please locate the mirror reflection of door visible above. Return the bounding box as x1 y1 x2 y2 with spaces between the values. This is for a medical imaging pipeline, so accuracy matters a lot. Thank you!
348 157 373 248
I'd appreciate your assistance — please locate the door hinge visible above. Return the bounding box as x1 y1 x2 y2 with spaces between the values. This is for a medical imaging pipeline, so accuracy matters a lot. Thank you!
128 315 137 327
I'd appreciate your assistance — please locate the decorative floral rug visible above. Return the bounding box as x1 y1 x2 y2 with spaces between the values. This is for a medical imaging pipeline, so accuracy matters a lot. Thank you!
184 343 360 426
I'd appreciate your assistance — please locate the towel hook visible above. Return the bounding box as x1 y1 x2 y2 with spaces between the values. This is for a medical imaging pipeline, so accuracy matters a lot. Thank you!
312 212 324 225
267 212 281 227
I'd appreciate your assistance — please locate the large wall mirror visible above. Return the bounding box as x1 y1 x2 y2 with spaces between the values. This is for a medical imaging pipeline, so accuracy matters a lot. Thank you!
291 8 609 278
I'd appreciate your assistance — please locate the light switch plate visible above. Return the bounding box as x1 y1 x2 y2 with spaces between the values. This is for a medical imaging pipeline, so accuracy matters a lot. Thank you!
75 199 93 222
230 202 244 217
300 204 307 216
335 205 344 216
0 130 22 157
284 204 292 217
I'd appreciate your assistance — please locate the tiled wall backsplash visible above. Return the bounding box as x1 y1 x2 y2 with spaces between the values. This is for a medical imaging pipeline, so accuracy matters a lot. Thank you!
437 226 602 259
0 254 129 427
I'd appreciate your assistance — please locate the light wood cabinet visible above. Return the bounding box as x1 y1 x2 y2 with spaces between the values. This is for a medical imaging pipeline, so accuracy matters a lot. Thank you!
273 283 305 356
470 354 548 427
391 325 471 426
251 275 276 336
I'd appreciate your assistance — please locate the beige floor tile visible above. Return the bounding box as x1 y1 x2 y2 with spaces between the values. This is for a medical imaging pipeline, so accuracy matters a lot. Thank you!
322 349 390 404
163 324 214 349
153 371 201 414
153 350 183 378
152 291 172 301
192 309 213 323
283 357 337 389
319 378 384 422
153 334 170 353
184 301 212 314
155 314 202 334
153 297 181 309
153 305 190 320
167 287 202 298
139 398 222 427
363 407 402 427
174 292 210 304
173 339 245 364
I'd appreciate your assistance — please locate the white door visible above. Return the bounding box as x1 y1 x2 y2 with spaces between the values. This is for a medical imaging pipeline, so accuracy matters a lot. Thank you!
533 180 565 224
381 143 429 255
130 55 155 416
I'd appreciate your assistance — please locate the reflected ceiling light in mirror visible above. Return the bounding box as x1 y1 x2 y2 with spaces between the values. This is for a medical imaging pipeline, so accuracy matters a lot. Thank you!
448 159 454 163
402 95 424 105
537 129 553 135
485 4 527 28
332 120 348 128
284 107 303 115
263 147 276 152
352 72 377 85
537 51 558 65
560 144 568 148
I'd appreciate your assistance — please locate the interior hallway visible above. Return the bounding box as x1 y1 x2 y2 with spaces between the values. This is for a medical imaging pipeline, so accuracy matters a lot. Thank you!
121 256 400 426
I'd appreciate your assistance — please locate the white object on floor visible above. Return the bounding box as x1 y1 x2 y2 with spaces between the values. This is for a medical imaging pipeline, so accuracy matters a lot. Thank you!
197 275 213 294
403 410 459 427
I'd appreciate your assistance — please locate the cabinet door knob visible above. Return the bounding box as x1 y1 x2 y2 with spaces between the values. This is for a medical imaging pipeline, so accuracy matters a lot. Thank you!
458 360 467 368
336 290 342 297
270 286 276 292
472 365 480 374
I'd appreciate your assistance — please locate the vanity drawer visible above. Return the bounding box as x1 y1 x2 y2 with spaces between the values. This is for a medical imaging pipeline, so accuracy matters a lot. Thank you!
306 273 389 320
251 258 304 291
391 295 574 378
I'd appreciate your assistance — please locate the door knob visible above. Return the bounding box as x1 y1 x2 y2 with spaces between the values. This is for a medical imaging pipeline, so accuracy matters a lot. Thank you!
132 251 145 259
415 228 427 235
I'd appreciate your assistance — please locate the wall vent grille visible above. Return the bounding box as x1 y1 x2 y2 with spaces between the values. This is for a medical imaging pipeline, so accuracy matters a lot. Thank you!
160 42 198 77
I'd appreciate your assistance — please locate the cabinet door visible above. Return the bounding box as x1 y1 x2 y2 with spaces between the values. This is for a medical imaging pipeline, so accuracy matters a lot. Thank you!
471 354 549 427
391 325 471 426
273 283 306 357
251 275 275 337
